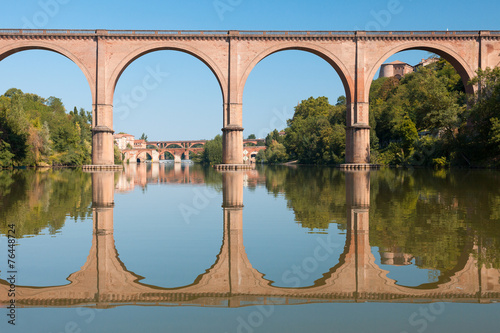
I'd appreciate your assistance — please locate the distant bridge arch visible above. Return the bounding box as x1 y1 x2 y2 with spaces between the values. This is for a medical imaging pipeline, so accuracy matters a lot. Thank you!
136 151 151 162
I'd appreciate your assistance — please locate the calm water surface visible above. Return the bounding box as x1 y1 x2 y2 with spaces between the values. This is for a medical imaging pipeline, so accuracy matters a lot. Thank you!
0 164 499 333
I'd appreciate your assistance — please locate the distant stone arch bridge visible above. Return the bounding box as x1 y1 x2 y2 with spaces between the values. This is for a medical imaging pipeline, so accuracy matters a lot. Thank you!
122 145 266 163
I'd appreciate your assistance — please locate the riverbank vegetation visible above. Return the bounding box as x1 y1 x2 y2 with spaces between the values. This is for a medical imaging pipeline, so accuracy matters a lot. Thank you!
0 168 92 237
193 134 222 165
261 165 500 270
0 88 92 167
259 59 500 168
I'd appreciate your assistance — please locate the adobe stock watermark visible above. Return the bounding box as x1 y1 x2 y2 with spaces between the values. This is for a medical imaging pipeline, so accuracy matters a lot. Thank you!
22 0 71 29
213 0 243 21
114 65 169 120
354 0 411 31
257 106 294 139
400 301 446 333
281 234 341 287
178 187 218 224
228 234 341 333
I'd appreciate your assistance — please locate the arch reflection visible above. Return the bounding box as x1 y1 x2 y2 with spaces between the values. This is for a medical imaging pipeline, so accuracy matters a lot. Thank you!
1 166 500 308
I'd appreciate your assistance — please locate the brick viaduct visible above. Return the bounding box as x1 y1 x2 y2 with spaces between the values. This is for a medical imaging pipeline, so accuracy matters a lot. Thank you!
122 139 265 163
122 146 265 163
1 29 500 168
1 170 499 308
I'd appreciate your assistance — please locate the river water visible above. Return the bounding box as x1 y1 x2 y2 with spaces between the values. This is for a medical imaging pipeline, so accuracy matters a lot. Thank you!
0 163 499 333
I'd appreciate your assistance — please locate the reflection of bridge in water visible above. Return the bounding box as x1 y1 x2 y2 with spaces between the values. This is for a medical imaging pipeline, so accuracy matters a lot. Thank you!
115 163 266 192
1 170 500 308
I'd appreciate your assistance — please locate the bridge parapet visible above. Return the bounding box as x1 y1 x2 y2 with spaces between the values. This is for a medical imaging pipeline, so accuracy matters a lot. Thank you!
2 29 499 39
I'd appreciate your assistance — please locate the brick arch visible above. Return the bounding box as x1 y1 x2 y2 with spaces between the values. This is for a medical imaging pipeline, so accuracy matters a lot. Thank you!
122 151 137 163
165 143 183 148
366 42 476 102
239 43 354 105
188 142 206 148
160 149 176 157
0 42 96 104
136 151 151 162
108 42 227 104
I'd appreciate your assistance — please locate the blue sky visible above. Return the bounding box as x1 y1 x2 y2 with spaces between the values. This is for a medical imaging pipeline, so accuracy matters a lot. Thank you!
1 0 499 140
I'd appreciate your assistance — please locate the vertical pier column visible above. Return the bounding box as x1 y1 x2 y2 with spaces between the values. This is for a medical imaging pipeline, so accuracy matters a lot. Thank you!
91 171 115 305
345 170 371 296
91 30 117 167
222 171 245 301
346 123 370 164
344 32 372 167
92 104 115 166
222 123 244 164
221 31 244 166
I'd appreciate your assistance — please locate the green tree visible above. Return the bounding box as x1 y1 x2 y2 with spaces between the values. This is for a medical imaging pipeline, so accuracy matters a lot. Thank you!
336 95 346 106
463 67 500 166
0 89 92 166
247 133 256 139
257 140 288 164
139 133 148 141
201 134 222 165
114 145 122 165
369 58 469 166
397 113 418 157
0 134 14 167
284 96 345 164
265 129 284 147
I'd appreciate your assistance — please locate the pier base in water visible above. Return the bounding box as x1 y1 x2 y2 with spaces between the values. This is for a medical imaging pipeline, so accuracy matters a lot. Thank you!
339 164 380 170
214 164 254 171
83 165 123 171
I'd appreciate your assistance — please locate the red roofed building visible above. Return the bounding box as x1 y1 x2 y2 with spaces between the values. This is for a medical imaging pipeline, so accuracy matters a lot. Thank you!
114 133 135 150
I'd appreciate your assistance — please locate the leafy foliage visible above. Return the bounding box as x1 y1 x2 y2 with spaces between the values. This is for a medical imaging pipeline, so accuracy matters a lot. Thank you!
0 169 92 237
256 129 288 164
201 134 222 165
262 165 347 231
284 96 346 165
369 168 500 271
370 59 470 166
461 67 500 166
0 89 92 166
